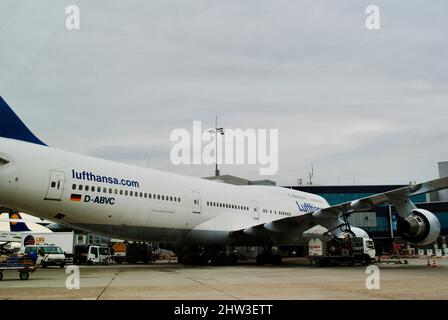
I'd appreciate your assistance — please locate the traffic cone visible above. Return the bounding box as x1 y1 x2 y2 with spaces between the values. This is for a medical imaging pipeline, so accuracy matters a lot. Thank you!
432 259 437 268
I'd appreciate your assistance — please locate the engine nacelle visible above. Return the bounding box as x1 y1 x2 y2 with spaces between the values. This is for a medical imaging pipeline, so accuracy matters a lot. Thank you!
397 209 440 245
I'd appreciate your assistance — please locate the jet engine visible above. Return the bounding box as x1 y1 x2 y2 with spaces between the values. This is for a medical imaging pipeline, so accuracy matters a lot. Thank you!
397 209 440 245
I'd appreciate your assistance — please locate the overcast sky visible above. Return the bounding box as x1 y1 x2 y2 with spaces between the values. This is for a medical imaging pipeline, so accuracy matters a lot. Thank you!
1 1 447 186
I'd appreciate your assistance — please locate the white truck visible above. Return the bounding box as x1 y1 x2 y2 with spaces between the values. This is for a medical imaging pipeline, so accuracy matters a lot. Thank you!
73 245 111 265
23 245 66 268
309 236 376 267
20 232 74 256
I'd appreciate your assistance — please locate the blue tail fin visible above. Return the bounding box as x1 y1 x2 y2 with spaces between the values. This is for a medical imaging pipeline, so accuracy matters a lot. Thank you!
0 96 47 146
9 212 32 232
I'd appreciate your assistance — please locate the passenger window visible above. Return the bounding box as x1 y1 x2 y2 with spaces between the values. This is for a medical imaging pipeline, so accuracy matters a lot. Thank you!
130 191 133 196
149 193 152 199
170 196 173 201
144 193 147 198
78 185 82 191
140 192 143 197
120 190 123 195
103 187 107 193
125 190 128 196
158 195 161 200
72 184 76 190
109 188 112 194
85 186 89 191
97 186 101 192
114 189 118 194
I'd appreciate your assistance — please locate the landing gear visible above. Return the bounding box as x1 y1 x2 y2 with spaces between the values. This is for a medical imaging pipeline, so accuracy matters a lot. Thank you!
256 246 282 266
211 252 228 266
177 246 239 266
177 246 209 266
178 251 208 266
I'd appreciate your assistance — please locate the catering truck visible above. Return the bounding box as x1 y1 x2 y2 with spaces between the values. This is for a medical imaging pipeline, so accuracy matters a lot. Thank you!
308 236 376 266
20 232 74 256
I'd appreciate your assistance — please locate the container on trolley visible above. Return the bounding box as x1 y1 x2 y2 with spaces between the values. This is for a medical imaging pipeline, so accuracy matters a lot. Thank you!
0 255 36 280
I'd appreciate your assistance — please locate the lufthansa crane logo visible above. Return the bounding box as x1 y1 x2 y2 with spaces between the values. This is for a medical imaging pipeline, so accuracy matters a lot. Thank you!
10 213 20 225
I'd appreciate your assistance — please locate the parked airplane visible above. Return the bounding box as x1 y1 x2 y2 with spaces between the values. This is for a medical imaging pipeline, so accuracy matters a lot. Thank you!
0 212 52 233
0 212 52 252
0 96 445 265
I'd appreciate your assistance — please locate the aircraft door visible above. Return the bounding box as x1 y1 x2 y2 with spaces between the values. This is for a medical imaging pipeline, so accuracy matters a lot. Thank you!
252 200 260 220
192 191 201 214
45 170 65 201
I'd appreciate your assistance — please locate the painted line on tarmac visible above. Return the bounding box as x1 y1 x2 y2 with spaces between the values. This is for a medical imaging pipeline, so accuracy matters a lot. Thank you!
96 268 122 300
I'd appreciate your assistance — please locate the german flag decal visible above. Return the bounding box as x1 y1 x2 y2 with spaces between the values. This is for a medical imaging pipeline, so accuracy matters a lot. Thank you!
70 194 82 202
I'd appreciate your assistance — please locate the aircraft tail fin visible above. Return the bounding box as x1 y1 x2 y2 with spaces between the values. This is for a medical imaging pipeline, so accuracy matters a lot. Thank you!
0 96 47 146
9 212 32 232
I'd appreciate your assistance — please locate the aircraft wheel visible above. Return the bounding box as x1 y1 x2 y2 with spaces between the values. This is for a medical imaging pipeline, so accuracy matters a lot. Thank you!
271 254 282 265
256 254 266 265
211 254 228 266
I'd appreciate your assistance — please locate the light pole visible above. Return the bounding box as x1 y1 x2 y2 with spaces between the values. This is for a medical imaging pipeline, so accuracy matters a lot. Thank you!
208 115 224 176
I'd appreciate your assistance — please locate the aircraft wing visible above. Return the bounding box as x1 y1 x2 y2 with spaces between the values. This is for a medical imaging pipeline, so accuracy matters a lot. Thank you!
313 176 448 217
229 176 448 243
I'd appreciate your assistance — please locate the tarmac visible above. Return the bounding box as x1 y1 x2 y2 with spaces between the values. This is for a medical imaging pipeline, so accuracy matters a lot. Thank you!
0 258 447 300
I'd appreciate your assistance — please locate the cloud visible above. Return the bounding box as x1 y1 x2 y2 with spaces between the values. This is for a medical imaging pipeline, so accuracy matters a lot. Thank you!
0 0 447 185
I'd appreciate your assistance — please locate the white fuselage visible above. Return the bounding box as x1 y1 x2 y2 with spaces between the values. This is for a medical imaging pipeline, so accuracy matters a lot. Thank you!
0 137 329 246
